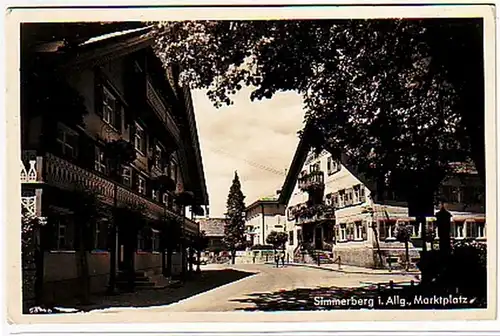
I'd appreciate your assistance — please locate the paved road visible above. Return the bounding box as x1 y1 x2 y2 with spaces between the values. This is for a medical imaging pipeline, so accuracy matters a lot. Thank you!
153 264 418 312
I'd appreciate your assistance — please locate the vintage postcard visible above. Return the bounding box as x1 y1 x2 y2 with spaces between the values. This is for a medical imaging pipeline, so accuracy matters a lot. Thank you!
4 1 497 329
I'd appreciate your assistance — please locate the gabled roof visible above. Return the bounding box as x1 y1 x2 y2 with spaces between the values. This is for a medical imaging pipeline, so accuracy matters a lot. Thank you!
277 123 479 208
23 23 209 206
198 218 227 237
245 198 281 212
277 126 313 205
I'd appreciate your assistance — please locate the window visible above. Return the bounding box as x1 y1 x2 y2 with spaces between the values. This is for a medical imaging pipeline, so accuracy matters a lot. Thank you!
339 224 347 242
310 163 320 173
122 166 132 187
94 220 108 250
152 229 161 252
154 144 163 170
477 222 486 239
455 221 465 239
386 222 395 240
347 223 355 241
170 161 178 185
353 185 365 204
51 216 74 251
134 123 146 154
102 87 120 129
152 189 158 202
94 146 107 174
56 124 78 158
137 175 146 194
162 193 169 206
57 222 67 249
137 231 145 250
338 190 345 208
354 222 363 241
331 193 339 208
327 157 341 175
345 189 354 206
410 221 419 237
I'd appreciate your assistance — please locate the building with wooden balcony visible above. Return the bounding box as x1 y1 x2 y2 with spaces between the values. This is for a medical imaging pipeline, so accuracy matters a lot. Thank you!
20 23 209 304
278 128 485 269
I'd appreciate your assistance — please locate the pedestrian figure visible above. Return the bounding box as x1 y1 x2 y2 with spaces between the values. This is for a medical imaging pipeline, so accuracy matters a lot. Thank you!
275 251 280 268
280 251 285 267
252 255 256 264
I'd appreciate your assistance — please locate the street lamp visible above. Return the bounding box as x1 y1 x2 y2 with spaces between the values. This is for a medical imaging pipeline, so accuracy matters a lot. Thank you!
362 205 384 268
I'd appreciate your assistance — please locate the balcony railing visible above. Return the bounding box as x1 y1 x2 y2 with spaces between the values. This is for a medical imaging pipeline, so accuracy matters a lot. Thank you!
298 170 325 192
292 202 335 225
146 77 181 145
20 152 199 235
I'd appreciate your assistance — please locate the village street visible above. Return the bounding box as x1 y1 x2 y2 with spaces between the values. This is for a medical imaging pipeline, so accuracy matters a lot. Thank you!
78 264 419 314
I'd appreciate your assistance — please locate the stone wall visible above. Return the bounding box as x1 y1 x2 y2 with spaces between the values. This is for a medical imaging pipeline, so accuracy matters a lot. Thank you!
332 241 420 269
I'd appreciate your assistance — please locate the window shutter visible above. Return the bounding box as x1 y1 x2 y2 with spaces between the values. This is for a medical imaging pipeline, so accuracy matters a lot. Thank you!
362 221 367 240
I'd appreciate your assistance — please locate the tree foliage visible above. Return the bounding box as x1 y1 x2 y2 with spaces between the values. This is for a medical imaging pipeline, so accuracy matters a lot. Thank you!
223 171 246 256
265 231 288 250
151 19 484 195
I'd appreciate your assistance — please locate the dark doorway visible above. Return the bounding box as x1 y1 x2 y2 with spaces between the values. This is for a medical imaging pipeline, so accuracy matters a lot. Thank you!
118 227 136 273
314 227 323 250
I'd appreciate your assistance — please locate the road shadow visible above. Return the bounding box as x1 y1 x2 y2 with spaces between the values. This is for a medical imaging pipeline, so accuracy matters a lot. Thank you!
59 269 255 312
232 282 486 311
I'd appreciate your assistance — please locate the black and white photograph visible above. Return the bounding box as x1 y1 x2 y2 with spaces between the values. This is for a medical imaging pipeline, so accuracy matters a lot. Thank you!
4 2 497 328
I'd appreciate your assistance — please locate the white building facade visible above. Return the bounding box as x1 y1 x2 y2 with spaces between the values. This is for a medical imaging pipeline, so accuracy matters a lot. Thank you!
245 199 286 246
282 147 486 269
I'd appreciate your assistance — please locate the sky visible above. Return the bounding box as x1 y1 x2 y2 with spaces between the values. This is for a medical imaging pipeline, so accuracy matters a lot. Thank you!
191 87 305 217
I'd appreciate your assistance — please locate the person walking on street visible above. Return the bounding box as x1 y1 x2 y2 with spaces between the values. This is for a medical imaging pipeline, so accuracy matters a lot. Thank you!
280 251 285 267
274 251 280 268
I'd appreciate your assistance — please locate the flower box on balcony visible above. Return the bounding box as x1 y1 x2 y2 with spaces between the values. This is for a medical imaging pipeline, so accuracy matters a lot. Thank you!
298 170 325 192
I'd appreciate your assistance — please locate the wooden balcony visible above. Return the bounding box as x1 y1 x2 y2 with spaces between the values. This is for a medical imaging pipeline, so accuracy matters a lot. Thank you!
296 212 334 225
298 170 325 192
20 151 199 235
292 202 335 225
146 76 181 145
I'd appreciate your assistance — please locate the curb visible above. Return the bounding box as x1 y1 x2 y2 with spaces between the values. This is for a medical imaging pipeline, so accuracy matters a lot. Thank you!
265 262 420 276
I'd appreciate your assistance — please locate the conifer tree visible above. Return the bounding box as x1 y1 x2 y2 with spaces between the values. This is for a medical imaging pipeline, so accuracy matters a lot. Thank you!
223 171 246 264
